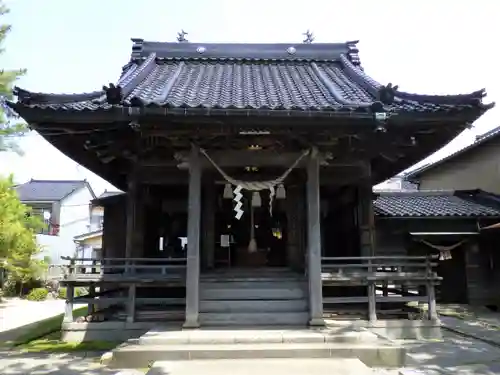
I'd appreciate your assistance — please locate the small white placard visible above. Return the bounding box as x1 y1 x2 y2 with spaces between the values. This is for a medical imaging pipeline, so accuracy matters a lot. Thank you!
221 235 230 248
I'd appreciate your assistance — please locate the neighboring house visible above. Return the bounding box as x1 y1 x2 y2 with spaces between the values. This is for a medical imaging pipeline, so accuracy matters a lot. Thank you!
404 125 500 193
73 190 123 261
14 179 96 264
374 175 418 192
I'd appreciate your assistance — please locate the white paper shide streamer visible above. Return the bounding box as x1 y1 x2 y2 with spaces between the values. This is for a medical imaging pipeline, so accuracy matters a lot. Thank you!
199 147 310 219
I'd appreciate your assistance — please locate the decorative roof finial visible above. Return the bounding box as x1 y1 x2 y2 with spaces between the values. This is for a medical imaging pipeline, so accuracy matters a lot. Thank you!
302 30 315 44
177 30 189 43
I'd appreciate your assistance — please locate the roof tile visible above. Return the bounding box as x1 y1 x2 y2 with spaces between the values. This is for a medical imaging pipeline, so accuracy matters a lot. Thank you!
14 180 92 202
374 191 500 218
9 41 492 116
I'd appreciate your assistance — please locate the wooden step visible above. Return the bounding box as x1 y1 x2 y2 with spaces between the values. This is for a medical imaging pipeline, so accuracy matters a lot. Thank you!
200 312 309 326
201 287 306 301
200 299 308 313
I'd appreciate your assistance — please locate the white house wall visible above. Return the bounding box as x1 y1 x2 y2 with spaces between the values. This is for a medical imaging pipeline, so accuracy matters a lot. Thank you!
38 187 94 264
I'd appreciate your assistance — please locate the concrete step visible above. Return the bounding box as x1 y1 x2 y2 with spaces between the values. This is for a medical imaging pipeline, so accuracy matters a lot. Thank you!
110 342 406 369
201 287 306 301
200 299 308 313
200 312 310 326
147 358 374 375
139 327 380 346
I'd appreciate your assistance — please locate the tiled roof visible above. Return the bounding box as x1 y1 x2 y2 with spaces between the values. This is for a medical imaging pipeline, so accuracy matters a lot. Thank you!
14 179 95 202
374 190 500 218
9 40 492 117
96 190 123 200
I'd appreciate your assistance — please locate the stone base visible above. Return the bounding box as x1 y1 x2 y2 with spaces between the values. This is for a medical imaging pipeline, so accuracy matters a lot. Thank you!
308 318 326 327
109 326 406 369
326 319 443 341
148 358 374 375
61 321 166 342
182 320 200 329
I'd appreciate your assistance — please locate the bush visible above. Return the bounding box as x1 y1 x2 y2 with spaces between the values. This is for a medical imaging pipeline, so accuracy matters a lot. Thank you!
1 277 17 297
26 287 49 301
57 287 86 299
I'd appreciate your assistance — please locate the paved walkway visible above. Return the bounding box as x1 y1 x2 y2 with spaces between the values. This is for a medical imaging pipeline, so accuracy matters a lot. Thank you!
0 298 85 344
1 298 65 331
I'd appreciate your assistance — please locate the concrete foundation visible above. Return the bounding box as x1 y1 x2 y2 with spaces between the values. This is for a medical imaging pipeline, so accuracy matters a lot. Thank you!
107 325 406 369
61 321 160 342
327 319 443 340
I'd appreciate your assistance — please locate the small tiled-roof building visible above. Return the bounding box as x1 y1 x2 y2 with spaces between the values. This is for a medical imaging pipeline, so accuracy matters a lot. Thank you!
374 189 500 306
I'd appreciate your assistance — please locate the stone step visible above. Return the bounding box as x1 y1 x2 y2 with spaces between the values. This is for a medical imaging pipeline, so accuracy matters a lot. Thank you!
139 327 380 346
199 312 310 326
147 358 374 375
201 287 307 301
110 342 406 369
200 299 308 313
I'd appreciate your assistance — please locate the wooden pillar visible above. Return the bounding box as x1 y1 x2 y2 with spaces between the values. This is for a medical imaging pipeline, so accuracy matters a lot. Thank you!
125 172 138 260
306 148 325 326
357 172 375 257
286 185 302 271
202 182 216 270
183 146 202 328
64 285 74 323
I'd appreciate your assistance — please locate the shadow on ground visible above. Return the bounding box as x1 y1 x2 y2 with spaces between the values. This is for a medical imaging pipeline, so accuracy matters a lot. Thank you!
398 331 500 374
0 351 125 375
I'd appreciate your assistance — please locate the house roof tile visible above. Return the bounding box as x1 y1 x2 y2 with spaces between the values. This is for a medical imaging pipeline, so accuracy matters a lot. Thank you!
374 190 500 218
14 179 95 202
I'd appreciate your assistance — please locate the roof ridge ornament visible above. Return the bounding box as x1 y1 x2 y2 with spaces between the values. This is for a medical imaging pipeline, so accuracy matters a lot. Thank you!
103 83 123 105
302 30 315 44
378 83 399 105
177 30 189 43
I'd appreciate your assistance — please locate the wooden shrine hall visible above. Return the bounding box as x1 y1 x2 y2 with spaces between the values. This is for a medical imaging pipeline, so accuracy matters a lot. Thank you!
8 36 493 332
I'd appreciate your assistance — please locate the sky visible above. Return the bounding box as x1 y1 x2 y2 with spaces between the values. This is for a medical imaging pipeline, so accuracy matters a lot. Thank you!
0 0 498 194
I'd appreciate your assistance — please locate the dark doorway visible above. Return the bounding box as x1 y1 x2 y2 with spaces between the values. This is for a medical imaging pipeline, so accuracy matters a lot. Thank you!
436 243 468 304
214 189 288 268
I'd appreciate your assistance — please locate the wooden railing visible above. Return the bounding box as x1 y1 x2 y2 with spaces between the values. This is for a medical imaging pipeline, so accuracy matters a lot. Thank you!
59 256 188 324
58 256 187 282
321 255 441 322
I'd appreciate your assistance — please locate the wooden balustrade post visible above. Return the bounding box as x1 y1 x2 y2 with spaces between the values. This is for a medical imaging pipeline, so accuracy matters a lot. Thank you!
87 285 96 316
64 285 74 323
367 258 377 323
368 282 377 323
426 256 439 322
126 284 136 323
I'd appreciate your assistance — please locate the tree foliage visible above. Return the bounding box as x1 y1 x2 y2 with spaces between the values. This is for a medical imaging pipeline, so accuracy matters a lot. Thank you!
0 1 27 152
0 175 45 291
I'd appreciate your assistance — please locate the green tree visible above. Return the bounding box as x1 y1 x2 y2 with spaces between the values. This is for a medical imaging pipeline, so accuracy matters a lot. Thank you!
0 1 27 152
0 175 44 295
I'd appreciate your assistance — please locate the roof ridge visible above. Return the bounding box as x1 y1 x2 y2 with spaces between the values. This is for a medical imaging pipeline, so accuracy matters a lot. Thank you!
28 179 87 183
375 189 455 196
